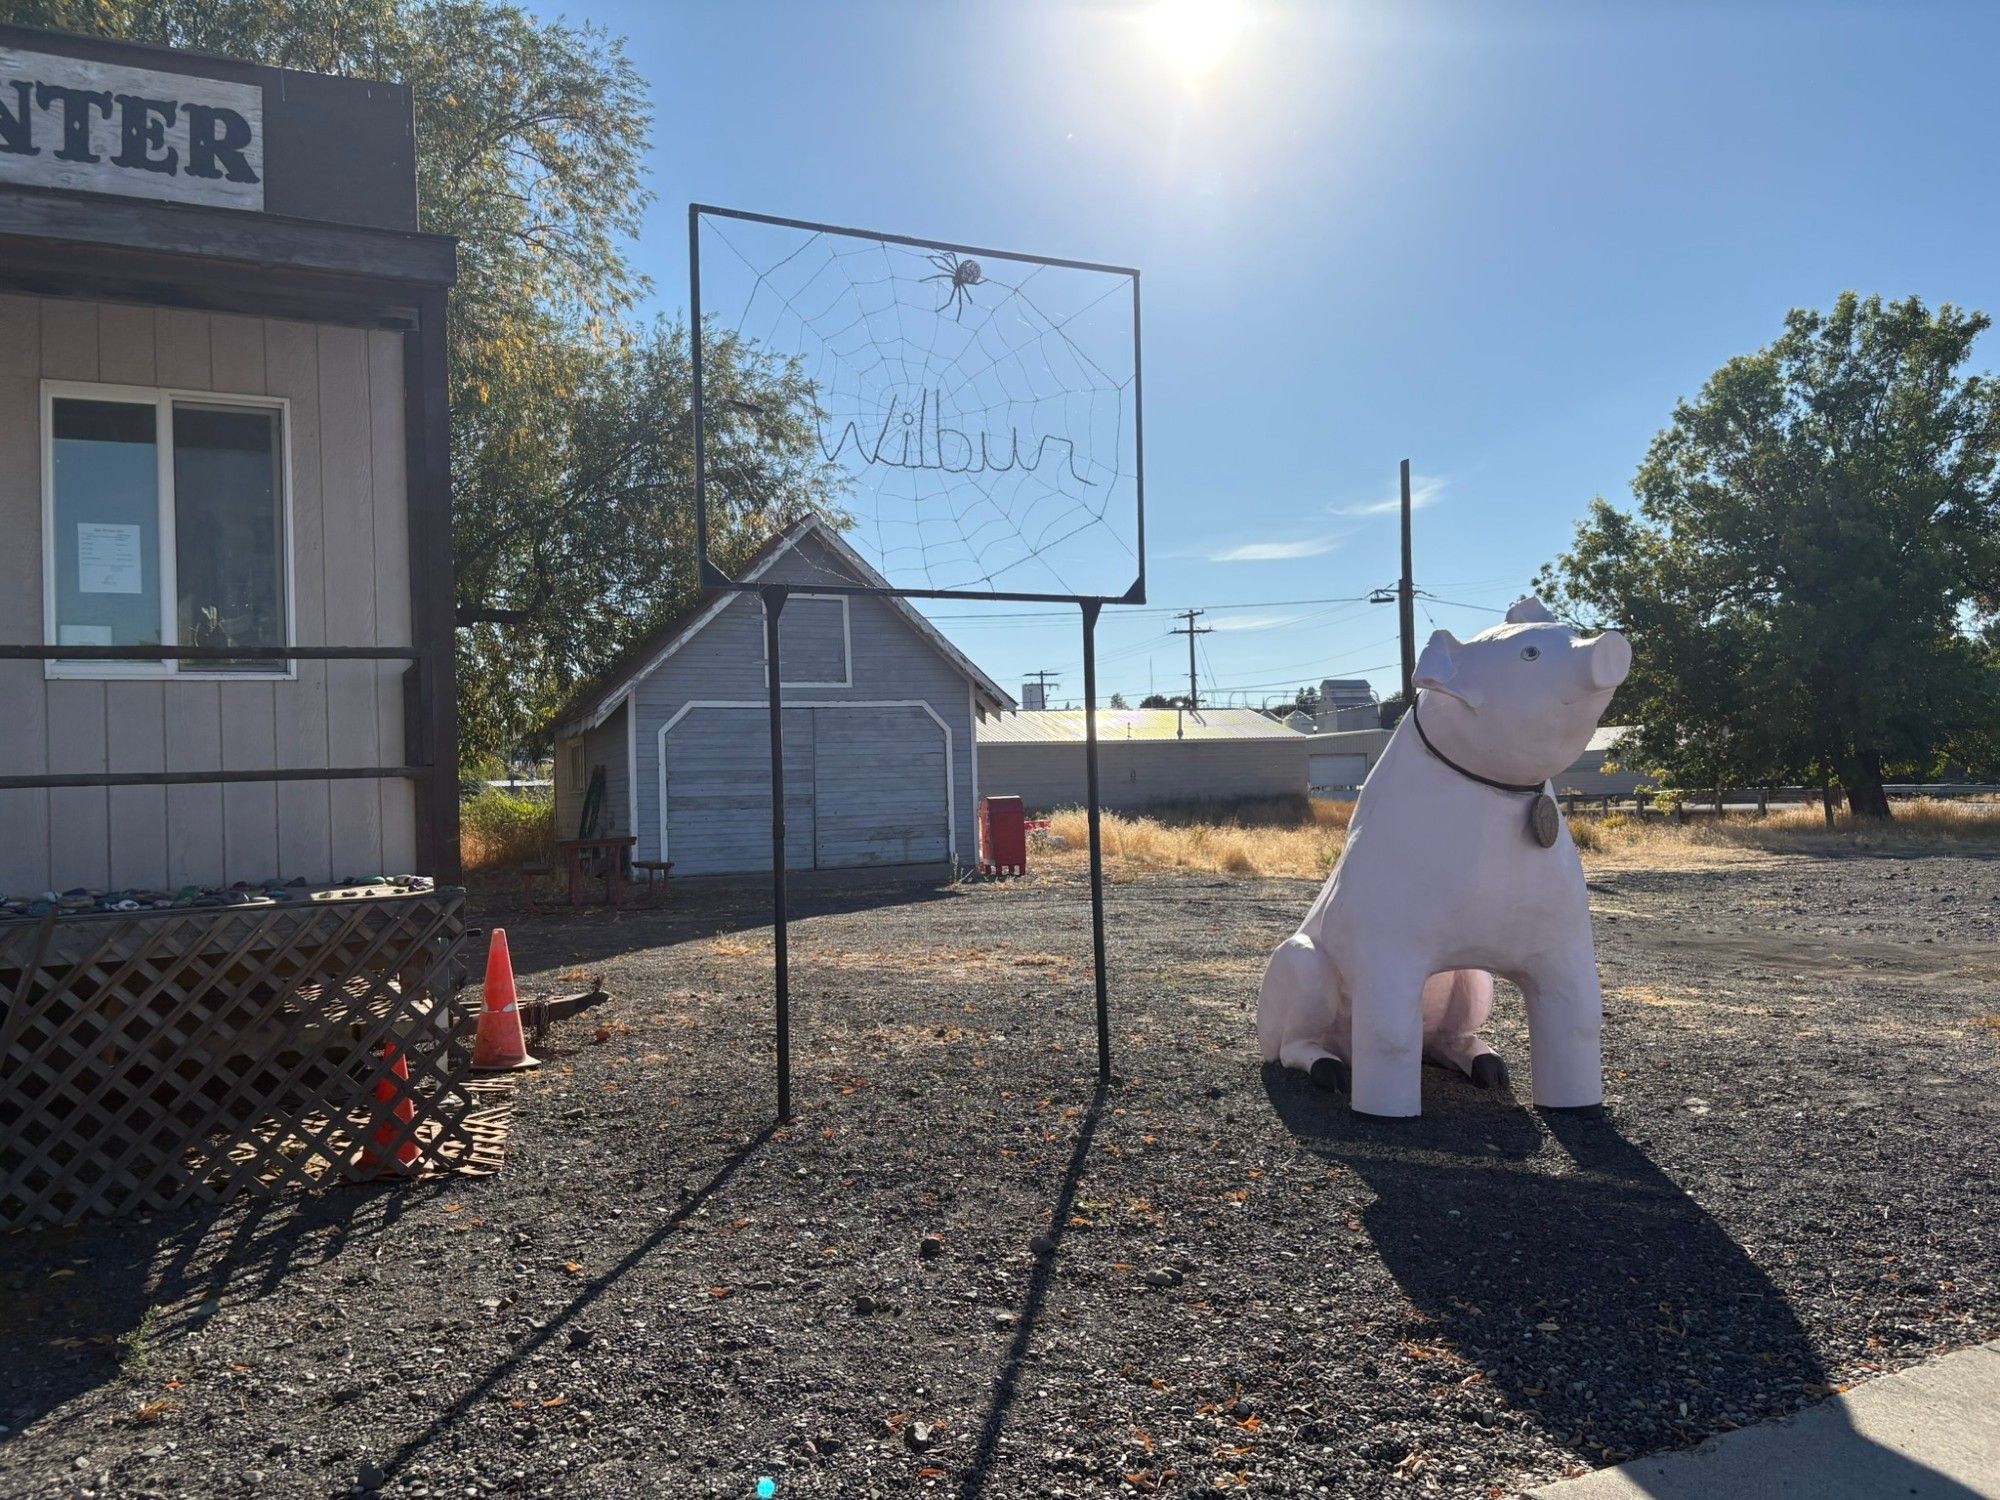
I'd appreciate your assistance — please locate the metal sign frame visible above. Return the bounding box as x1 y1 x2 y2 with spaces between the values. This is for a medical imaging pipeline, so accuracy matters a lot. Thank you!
690 203 1146 607
689 205 1145 1122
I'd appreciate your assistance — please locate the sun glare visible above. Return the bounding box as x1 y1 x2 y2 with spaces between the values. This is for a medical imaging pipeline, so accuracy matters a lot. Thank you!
1143 0 1249 82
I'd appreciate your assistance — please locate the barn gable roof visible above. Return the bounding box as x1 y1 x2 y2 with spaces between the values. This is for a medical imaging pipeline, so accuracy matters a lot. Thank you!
551 517 1015 736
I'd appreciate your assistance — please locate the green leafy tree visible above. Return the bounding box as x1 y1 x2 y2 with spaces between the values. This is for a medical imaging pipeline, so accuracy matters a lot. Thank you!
454 321 840 758
4 0 845 766
1540 294 2000 817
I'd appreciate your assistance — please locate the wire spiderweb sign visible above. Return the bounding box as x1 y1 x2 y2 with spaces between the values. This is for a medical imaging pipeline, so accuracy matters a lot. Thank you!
692 205 1145 603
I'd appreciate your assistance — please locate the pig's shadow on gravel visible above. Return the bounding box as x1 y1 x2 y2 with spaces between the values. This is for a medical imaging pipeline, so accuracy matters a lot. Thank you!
1261 1066 1982 1495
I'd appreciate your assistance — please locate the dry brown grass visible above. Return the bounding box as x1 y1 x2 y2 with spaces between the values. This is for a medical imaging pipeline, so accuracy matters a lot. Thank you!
1573 797 2000 868
1037 795 1999 879
1043 796 1353 880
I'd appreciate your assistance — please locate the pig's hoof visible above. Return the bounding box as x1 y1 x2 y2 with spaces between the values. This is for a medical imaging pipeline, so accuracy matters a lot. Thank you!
1308 1057 1350 1095
1470 1054 1510 1091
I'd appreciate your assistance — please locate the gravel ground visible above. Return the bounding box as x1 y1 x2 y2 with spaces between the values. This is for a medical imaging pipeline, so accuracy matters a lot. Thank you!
3 851 1997 1500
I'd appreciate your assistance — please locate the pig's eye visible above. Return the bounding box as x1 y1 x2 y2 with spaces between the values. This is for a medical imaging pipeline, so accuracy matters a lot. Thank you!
1520 646 1542 662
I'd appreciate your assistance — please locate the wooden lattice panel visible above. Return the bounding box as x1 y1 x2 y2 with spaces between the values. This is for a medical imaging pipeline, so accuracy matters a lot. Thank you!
0 891 473 1228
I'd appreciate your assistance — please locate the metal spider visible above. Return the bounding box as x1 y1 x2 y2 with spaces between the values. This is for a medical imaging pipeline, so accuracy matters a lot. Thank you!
923 250 984 321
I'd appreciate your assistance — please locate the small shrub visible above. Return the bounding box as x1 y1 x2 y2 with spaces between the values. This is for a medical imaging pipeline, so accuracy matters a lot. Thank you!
461 786 555 872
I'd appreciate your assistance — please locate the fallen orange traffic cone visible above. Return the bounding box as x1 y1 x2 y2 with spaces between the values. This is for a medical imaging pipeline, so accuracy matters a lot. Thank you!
360 1042 421 1175
471 927 539 1071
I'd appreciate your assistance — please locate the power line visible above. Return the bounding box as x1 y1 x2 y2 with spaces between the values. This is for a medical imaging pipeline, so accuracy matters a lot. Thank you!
1416 590 1509 614
1201 659 1402 695
921 592 1383 624
1022 667 1061 708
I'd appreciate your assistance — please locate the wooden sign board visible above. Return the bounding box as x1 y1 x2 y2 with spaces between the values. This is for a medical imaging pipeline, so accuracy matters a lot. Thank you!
0 43 264 212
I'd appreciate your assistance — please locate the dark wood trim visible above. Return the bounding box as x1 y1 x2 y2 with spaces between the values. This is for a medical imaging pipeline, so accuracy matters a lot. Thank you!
0 645 423 662
0 767 424 791
0 186 454 287
0 239 427 330
405 285 462 883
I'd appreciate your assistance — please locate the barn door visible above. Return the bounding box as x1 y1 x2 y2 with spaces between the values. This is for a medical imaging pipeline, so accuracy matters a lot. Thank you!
811 707 949 868
661 707 815 875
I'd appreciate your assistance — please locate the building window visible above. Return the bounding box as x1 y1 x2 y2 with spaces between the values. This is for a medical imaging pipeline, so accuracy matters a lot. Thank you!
44 382 289 676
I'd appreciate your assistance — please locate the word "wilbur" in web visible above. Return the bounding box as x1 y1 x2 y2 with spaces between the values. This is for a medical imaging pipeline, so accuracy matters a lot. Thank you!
817 388 1095 486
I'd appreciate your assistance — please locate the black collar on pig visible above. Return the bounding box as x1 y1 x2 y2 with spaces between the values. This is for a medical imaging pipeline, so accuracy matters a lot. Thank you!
1410 703 1563 848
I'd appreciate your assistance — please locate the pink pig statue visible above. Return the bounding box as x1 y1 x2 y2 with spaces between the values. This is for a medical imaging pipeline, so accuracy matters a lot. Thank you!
1258 598 1631 1117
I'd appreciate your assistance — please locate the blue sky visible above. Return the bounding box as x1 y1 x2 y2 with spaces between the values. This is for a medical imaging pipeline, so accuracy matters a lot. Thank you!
540 0 2000 708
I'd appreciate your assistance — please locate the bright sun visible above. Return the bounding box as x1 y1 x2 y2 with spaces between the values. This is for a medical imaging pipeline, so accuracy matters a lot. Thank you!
1142 0 1250 82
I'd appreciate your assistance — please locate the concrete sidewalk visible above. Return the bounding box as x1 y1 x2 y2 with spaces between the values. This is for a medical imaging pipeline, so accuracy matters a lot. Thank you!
1530 1340 2000 1499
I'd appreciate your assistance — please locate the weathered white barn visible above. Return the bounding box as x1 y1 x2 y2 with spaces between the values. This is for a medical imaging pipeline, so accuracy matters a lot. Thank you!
977 707 1317 812
549 517 1013 878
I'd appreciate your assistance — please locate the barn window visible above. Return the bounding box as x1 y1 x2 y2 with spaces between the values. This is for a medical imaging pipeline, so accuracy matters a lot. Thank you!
44 381 290 677
764 593 851 687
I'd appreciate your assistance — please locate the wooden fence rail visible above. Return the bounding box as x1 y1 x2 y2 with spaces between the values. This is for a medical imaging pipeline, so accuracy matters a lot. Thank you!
1560 784 2000 822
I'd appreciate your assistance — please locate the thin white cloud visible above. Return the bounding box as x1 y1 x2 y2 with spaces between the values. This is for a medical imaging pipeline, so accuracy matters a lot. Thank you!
1330 474 1447 518
1210 537 1340 562
1209 612 1304 632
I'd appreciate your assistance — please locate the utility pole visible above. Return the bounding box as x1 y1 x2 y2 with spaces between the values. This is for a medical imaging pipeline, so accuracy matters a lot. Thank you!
1398 458 1417 709
1172 608 1212 710
1024 668 1060 711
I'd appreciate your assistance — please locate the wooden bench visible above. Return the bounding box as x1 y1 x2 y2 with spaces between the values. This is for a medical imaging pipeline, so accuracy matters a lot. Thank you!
630 859 673 906
519 862 551 907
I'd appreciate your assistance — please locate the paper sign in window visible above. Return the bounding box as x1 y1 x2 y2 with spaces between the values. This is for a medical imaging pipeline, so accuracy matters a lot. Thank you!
77 522 144 594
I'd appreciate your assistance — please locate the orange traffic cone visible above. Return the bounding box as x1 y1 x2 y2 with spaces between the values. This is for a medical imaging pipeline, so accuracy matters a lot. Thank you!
360 1042 422 1175
471 927 539 1071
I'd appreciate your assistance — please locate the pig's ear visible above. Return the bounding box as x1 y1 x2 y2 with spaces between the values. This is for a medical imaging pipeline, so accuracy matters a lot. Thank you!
1505 597 1557 625
1414 629 1482 709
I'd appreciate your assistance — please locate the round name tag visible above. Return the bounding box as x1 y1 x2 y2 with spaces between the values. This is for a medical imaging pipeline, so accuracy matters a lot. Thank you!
1529 792 1560 848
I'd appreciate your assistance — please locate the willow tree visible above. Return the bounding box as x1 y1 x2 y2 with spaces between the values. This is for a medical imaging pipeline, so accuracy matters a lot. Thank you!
1541 294 2000 817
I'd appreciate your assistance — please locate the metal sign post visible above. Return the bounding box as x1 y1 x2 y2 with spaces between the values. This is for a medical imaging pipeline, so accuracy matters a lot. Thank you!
692 204 1144 1118
763 585 792 1123
1082 601 1112 1082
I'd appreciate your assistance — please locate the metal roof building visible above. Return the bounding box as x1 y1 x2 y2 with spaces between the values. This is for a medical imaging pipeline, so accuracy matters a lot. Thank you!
976 708 1318 812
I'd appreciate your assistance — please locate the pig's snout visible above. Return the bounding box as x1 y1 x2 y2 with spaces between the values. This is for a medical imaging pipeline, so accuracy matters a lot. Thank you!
1587 631 1631 691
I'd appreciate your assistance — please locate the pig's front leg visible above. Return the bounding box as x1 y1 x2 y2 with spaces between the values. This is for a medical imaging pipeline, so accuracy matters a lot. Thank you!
1514 944 1605 1111
1345 956 1431 1118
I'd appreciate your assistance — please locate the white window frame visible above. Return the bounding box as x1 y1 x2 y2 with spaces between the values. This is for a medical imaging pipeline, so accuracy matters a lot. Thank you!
41 379 297 681
759 592 853 689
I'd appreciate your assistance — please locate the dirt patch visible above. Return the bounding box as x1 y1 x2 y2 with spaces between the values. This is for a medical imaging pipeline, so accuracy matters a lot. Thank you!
2 854 1996 1499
